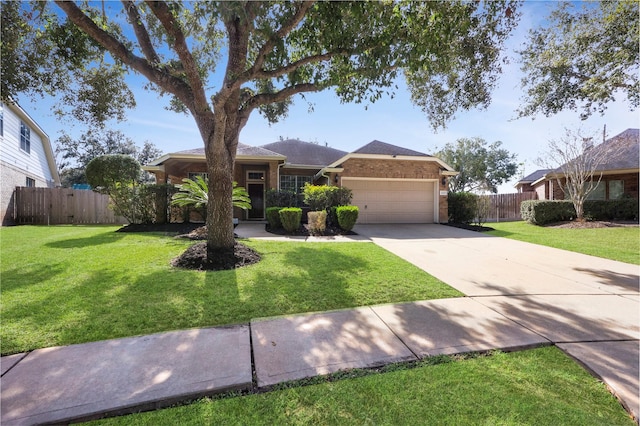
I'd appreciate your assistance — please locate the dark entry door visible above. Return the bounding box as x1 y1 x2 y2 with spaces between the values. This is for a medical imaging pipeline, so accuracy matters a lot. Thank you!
247 183 264 219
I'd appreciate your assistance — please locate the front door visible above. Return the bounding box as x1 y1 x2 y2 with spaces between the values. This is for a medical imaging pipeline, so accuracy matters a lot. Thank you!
247 183 264 219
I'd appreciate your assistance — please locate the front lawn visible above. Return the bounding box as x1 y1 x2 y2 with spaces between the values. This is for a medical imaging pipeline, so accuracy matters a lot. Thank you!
89 347 634 426
0 225 460 355
486 221 640 264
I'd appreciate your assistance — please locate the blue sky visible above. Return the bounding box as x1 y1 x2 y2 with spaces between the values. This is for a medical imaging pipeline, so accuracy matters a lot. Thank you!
19 1 640 193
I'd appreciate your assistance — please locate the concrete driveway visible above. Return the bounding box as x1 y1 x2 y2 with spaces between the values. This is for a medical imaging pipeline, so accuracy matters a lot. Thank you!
354 223 640 420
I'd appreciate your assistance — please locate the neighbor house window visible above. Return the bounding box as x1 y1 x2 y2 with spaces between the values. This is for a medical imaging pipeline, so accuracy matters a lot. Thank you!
25 177 36 187
187 172 208 182
586 181 605 200
20 121 31 153
609 180 624 200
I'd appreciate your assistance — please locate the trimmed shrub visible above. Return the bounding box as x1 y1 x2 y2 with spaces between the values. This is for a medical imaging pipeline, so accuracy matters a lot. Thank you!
307 210 327 235
266 207 283 229
279 207 302 233
521 199 639 225
266 189 298 208
583 199 639 221
336 205 359 231
521 200 575 225
448 192 478 224
303 184 331 211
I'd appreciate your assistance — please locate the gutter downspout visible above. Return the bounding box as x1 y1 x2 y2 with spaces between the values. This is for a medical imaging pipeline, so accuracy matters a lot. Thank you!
277 162 286 190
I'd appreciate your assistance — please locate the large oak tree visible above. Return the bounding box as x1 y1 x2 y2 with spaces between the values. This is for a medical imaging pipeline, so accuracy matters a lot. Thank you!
1 1 519 257
517 1 639 119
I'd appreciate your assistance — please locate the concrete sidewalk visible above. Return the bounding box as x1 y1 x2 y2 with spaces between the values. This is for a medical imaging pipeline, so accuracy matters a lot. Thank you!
1 223 638 424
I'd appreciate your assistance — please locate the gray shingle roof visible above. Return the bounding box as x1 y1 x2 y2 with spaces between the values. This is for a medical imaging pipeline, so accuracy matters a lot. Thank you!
592 128 639 171
517 169 552 184
353 140 429 157
259 139 347 166
175 143 284 158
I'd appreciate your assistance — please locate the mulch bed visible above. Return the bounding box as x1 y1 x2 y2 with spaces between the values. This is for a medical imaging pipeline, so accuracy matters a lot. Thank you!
266 223 356 237
544 220 639 229
170 241 261 271
117 222 259 271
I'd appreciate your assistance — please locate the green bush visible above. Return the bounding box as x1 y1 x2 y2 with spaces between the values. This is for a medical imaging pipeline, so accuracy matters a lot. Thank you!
583 199 639 221
521 200 575 225
307 210 327 235
521 199 639 225
265 189 298 208
336 206 359 231
279 207 302 233
303 184 331 211
448 192 478 224
266 207 283 229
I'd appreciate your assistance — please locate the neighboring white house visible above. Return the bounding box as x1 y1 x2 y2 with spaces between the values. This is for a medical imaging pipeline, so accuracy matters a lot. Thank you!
0 102 60 225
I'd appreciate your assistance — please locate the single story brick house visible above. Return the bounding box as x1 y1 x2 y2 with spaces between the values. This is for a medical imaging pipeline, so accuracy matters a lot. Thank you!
515 128 639 201
144 139 457 224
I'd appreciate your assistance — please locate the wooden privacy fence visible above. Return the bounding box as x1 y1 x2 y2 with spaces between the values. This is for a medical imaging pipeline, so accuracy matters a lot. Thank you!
14 187 126 225
485 192 538 222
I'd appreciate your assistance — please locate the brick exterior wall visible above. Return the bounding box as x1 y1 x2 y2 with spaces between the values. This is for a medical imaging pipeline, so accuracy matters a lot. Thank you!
338 158 449 223
551 172 639 200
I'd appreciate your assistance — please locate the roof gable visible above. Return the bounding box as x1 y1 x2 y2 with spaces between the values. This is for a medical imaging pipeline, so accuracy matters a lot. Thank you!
259 139 347 166
354 140 429 157
517 169 552 184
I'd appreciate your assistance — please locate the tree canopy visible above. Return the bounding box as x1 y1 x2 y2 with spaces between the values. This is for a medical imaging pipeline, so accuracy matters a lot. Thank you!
1 1 520 255
56 129 162 187
517 1 639 119
436 137 518 193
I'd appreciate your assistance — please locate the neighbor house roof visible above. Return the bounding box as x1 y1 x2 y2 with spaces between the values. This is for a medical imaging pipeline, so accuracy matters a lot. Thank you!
259 139 347 167
589 128 639 172
530 128 639 185
515 169 552 187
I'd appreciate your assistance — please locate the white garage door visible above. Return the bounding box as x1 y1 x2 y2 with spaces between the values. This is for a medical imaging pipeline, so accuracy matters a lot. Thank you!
344 178 437 224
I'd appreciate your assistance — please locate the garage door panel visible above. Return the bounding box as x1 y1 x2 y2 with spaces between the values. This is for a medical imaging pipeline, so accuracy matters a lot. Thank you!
344 179 436 224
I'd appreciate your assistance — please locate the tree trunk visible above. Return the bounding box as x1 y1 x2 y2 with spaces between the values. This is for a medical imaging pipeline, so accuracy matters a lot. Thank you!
203 129 236 256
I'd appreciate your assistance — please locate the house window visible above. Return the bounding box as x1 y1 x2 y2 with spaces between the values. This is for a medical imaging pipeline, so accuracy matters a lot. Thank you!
20 121 31 153
609 180 624 200
280 175 313 194
25 177 36 187
247 171 265 181
187 172 208 182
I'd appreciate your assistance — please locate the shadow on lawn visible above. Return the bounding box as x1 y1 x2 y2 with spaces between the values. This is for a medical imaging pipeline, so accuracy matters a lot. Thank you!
44 230 126 249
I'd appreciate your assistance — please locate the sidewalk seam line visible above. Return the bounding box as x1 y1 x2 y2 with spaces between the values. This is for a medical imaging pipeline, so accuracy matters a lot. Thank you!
368 306 420 360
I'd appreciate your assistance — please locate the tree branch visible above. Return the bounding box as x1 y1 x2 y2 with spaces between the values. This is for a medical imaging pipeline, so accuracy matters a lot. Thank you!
241 82 319 116
241 1 315 84
144 0 210 114
252 50 349 80
54 1 194 108
122 0 160 65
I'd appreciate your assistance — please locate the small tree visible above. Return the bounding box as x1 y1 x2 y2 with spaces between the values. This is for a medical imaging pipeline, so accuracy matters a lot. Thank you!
86 154 144 223
537 127 616 221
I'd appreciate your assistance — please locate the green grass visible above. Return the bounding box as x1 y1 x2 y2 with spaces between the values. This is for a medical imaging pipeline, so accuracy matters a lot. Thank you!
486 221 640 264
0 225 460 355
88 347 635 425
